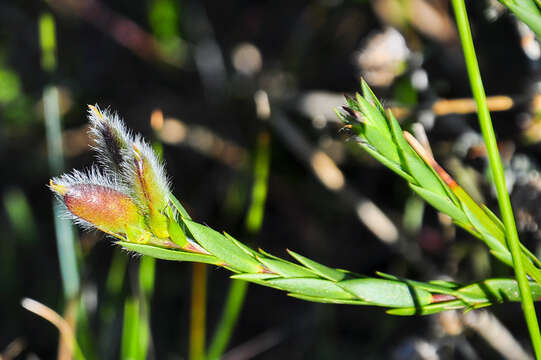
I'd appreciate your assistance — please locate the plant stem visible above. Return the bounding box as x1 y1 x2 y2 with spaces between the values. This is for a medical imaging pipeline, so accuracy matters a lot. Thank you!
451 0 541 357
207 279 249 359
190 262 207 360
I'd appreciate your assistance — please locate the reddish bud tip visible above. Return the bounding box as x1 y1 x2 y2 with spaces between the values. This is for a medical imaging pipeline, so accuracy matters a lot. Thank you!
56 183 141 235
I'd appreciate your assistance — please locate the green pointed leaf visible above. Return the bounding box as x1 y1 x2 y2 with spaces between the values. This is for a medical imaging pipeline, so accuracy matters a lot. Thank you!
503 1 541 39
265 278 355 300
361 79 385 116
258 247 286 261
169 192 191 220
257 257 317 278
356 92 390 134
339 278 432 307
287 250 347 282
428 280 462 289
386 300 465 316
224 232 259 258
459 278 541 303
118 241 221 265
409 184 469 224
183 220 264 273
363 124 402 164
288 293 369 305
167 215 187 247
231 273 279 281
489 250 513 267
359 143 416 183
481 204 504 230
387 110 449 200
463 205 509 256
455 187 505 242
375 272 461 297
345 95 361 112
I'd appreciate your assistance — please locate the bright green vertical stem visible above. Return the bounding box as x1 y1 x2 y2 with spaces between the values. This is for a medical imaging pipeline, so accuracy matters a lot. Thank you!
207 130 272 359
207 279 249 359
245 132 271 232
451 0 541 357
122 298 140 360
137 256 155 360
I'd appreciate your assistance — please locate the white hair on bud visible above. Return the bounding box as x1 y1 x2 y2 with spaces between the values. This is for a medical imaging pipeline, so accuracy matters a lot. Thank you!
87 105 135 176
51 166 127 192
119 134 171 211
135 135 171 196
87 105 170 210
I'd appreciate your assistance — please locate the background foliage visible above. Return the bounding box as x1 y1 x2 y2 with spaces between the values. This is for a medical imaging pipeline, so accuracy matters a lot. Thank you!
2 0 541 358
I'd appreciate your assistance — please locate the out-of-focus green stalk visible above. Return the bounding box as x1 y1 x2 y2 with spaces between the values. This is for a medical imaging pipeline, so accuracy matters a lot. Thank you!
190 262 207 360
40 11 80 301
207 279 248 360
245 132 271 233
121 297 140 360
137 255 155 360
207 131 271 359
451 0 541 358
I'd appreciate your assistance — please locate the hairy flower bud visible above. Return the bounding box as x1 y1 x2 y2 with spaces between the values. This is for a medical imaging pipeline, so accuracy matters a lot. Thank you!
129 141 171 238
88 105 132 174
49 169 143 237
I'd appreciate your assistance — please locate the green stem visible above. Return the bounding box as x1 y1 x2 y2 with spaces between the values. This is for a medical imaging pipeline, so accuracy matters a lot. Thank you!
207 279 249 359
451 0 541 357
190 263 207 360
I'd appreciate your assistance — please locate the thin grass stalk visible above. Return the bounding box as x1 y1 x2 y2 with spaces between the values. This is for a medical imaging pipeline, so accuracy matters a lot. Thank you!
207 131 271 359
190 262 207 360
450 0 541 357
121 297 140 359
207 279 249 359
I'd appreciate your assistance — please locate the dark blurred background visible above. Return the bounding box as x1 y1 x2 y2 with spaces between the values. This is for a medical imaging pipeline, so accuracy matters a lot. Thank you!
2 0 541 359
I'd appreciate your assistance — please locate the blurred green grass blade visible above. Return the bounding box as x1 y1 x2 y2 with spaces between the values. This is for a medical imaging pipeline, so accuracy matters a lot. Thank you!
106 249 128 296
402 192 425 235
3 188 37 243
207 280 249 360
40 11 80 301
190 263 207 360
208 133 272 359
118 241 221 265
338 278 432 307
137 257 154 360
245 132 271 233
39 13 56 72
122 298 140 360
139 255 156 296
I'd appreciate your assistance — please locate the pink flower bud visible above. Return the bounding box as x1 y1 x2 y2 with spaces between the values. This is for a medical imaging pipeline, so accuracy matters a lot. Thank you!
49 177 142 236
